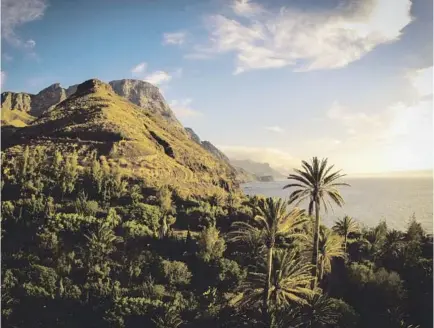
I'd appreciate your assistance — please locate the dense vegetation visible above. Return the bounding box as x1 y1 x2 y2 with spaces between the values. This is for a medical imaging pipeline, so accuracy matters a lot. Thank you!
1 149 432 327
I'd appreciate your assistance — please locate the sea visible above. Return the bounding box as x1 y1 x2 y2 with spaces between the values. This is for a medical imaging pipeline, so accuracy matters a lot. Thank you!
241 178 433 233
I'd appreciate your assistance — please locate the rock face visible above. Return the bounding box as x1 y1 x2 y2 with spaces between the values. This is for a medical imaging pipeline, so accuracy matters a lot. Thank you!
1 83 71 124
31 83 68 116
109 79 180 125
1 92 33 114
3 79 239 198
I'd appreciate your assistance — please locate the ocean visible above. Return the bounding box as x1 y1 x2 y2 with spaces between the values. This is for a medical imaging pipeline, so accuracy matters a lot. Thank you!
241 178 433 233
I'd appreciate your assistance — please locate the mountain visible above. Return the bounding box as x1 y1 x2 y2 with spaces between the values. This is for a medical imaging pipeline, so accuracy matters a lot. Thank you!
1 79 180 128
2 79 239 198
230 159 286 180
109 79 181 125
184 127 230 162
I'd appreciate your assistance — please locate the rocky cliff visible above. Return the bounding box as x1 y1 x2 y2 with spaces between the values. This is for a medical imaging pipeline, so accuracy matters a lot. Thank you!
109 79 181 125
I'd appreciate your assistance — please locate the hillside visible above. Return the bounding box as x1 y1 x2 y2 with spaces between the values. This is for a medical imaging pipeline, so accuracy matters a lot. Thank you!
2 79 239 198
230 159 285 180
184 127 257 183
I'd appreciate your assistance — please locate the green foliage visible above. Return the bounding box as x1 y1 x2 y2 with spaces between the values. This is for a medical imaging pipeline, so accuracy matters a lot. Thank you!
197 224 226 262
129 203 161 235
75 191 99 216
0 149 431 328
160 260 192 287
60 150 79 196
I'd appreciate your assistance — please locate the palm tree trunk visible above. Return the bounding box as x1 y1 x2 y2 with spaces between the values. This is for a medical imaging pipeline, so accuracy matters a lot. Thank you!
344 234 347 254
319 260 324 281
310 198 320 289
263 246 273 327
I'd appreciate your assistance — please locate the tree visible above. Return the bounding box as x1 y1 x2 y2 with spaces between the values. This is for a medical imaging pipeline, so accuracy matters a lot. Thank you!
314 227 345 281
197 224 226 262
228 197 307 324
333 215 359 253
236 249 313 327
60 151 79 197
283 157 349 288
300 294 341 328
152 306 183 328
157 185 173 239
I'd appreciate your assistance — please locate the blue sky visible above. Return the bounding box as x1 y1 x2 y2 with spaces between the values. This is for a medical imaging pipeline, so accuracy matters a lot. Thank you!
1 0 432 174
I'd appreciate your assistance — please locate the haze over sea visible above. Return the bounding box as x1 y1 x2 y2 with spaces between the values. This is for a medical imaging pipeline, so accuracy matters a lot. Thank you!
242 177 433 233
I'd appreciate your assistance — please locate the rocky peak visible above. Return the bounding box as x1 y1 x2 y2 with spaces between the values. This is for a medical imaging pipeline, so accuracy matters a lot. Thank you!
109 79 180 125
75 79 113 96
32 83 68 116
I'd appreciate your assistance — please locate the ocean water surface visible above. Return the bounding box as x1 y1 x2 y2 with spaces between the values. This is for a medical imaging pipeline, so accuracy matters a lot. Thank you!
242 178 433 233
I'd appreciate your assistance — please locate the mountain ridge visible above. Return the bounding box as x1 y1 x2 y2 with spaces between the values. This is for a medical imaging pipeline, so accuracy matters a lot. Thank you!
2 78 239 199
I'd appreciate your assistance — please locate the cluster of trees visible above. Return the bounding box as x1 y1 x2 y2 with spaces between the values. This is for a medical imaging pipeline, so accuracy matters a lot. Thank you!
1 148 432 327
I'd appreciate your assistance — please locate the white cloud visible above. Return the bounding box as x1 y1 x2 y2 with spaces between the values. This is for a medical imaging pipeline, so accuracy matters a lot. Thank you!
231 0 264 18
24 39 36 48
131 62 147 75
218 145 300 174
2 53 14 61
130 62 182 86
409 66 433 97
169 98 202 118
191 0 413 73
1 71 6 90
144 71 172 86
163 31 187 45
1 0 47 48
264 126 284 133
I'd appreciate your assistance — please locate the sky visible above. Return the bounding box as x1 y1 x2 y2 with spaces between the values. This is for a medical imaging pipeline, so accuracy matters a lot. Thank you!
1 0 433 175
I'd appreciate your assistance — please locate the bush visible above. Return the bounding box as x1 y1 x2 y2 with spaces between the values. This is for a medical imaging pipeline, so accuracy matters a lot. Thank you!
197 224 226 263
160 260 192 287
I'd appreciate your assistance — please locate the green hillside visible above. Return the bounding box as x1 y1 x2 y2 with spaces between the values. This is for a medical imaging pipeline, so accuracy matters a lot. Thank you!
3 79 238 199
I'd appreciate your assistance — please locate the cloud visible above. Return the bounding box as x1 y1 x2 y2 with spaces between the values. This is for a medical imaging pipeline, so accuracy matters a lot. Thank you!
264 126 284 133
1 0 47 48
163 31 187 45
1 71 6 89
24 39 36 48
144 71 172 85
169 98 202 118
131 62 147 75
321 97 432 172
130 62 182 86
409 66 433 97
231 0 264 18
218 145 300 174
2 53 14 61
190 0 412 73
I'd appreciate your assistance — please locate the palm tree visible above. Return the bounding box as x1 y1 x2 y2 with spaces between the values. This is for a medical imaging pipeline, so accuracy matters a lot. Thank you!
228 197 308 325
235 249 314 327
283 157 349 287
152 306 183 328
301 294 341 328
333 215 359 253
316 228 346 281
